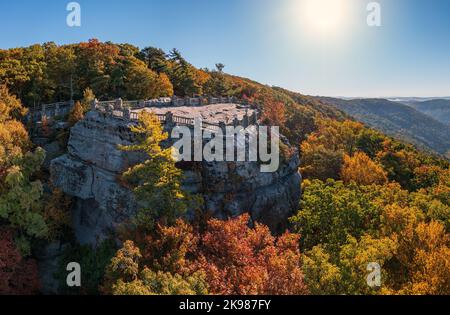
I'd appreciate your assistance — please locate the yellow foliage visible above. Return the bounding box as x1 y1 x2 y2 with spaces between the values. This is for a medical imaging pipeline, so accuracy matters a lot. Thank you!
341 152 388 185
0 120 30 154
119 111 189 230
407 222 450 295
194 69 211 87
0 84 27 122
157 73 174 97
0 85 30 162
300 119 366 180
309 119 364 153
381 204 420 237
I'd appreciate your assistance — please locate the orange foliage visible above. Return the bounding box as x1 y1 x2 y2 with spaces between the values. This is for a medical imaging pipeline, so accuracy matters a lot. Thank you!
261 99 286 126
409 222 450 294
141 220 197 274
68 101 84 126
0 85 28 122
0 119 30 154
192 214 308 295
157 73 174 97
194 69 211 88
341 152 388 185
116 215 308 295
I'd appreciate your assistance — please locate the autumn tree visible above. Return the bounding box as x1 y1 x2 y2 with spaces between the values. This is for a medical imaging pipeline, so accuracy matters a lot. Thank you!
0 147 48 250
339 235 397 294
192 214 308 295
410 192 449 232
109 215 308 295
81 87 95 112
302 245 342 295
406 221 450 295
283 104 317 146
157 73 174 97
0 40 175 105
428 168 450 206
43 42 76 102
0 119 30 160
291 175 450 295
102 240 144 294
0 229 40 295
356 128 385 159
0 85 28 121
376 139 421 190
341 152 388 185
74 39 121 99
291 180 383 252
124 60 173 100
311 119 364 154
300 119 364 180
411 165 442 191
139 220 197 274
102 240 207 295
261 99 286 126
300 140 344 180
68 101 84 126
0 45 47 105
0 86 48 251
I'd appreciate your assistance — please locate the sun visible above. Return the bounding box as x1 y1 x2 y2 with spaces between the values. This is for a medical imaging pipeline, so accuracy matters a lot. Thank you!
285 0 353 39
301 0 348 34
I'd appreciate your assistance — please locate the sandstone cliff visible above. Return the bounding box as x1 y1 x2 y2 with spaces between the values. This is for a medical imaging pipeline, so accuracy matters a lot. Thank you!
50 110 302 245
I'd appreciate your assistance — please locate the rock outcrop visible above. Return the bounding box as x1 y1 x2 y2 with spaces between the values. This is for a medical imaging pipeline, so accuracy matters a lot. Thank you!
50 110 302 245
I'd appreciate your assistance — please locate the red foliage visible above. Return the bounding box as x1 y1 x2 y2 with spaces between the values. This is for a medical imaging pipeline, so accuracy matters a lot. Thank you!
261 99 286 126
78 39 120 60
0 229 40 295
125 214 308 295
191 214 308 295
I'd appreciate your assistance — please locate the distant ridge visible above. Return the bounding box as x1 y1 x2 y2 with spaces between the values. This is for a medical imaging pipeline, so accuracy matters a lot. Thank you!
319 97 450 156
401 99 450 125
327 97 450 102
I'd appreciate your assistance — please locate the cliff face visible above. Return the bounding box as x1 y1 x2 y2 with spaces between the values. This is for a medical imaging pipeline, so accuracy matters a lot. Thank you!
50 111 302 245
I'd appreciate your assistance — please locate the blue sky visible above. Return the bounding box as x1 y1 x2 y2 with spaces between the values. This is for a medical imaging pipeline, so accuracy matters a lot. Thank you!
0 0 449 97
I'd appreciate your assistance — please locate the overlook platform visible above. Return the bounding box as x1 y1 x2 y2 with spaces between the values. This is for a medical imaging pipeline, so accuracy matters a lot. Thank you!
27 96 261 131
94 97 260 130
137 103 257 125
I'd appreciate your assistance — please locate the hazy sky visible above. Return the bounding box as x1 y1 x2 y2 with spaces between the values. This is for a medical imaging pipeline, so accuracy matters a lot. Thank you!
1 0 449 97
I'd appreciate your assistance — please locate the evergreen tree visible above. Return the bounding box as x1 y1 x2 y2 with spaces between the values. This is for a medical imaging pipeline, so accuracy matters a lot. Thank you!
119 111 192 231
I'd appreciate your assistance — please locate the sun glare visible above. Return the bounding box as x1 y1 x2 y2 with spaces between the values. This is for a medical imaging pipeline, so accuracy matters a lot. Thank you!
286 0 352 40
